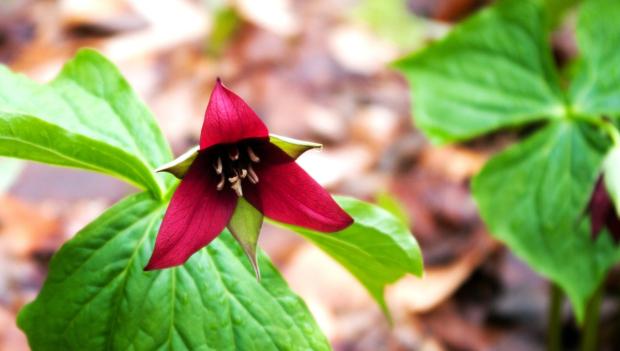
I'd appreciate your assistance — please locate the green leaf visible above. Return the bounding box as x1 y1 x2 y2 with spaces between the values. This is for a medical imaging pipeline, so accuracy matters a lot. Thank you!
393 0 564 144
375 191 411 228
570 0 620 117
472 120 619 321
272 196 423 316
0 111 161 193
0 49 172 197
543 0 581 29
228 197 264 279
18 192 329 351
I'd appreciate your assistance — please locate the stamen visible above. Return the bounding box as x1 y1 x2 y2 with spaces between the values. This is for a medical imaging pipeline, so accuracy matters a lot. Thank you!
216 174 225 191
247 146 260 163
228 169 239 183
231 180 243 197
214 157 223 174
248 165 259 184
240 169 248 178
229 146 239 161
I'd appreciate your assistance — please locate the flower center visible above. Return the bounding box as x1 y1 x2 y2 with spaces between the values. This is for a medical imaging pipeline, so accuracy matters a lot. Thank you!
212 144 260 196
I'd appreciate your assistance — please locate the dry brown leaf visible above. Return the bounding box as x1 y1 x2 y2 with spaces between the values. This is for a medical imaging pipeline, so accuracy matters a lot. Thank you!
388 230 499 313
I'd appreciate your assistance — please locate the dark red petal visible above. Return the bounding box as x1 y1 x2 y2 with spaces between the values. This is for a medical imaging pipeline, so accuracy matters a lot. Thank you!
200 79 269 150
606 210 620 244
244 142 353 232
145 154 237 270
589 177 613 240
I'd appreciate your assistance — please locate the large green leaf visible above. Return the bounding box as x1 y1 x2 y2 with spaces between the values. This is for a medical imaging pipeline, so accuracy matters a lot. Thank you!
274 196 423 316
18 192 329 351
472 120 619 321
393 0 564 144
570 0 620 117
0 111 160 193
0 49 171 197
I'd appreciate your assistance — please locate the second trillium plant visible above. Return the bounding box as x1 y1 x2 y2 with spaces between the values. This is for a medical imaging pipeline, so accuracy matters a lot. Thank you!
146 79 354 276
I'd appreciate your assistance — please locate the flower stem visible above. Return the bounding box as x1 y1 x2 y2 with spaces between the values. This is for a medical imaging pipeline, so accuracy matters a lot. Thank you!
578 115 620 146
581 283 604 351
547 282 563 351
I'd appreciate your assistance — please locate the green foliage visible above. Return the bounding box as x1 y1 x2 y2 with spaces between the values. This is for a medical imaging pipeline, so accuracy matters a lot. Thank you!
18 192 329 351
393 0 564 144
472 121 618 321
275 196 423 316
375 191 411 228
0 111 160 194
543 0 581 29
0 49 171 198
570 0 620 116
395 0 620 321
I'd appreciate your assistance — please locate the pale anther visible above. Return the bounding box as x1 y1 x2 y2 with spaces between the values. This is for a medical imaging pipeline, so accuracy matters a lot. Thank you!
214 157 223 174
247 146 260 163
240 169 248 178
231 180 243 197
216 174 225 191
248 165 259 184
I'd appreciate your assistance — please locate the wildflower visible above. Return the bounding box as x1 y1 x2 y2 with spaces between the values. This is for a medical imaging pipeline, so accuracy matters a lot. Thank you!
145 79 353 275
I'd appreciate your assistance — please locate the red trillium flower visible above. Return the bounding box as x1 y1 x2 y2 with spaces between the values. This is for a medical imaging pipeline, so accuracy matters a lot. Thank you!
145 79 353 274
588 176 620 244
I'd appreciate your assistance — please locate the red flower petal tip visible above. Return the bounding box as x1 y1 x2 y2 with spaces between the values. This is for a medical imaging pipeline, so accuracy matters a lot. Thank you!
199 79 269 150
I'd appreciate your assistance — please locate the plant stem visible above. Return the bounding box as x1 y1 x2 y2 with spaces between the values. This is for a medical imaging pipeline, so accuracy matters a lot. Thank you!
547 283 563 351
581 283 604 351
577 114 620 146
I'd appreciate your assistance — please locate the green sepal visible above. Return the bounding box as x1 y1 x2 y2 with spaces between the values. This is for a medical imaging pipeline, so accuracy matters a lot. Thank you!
269 134 322 159
155 145 199 179
228 197 264 280
156 134 321 179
